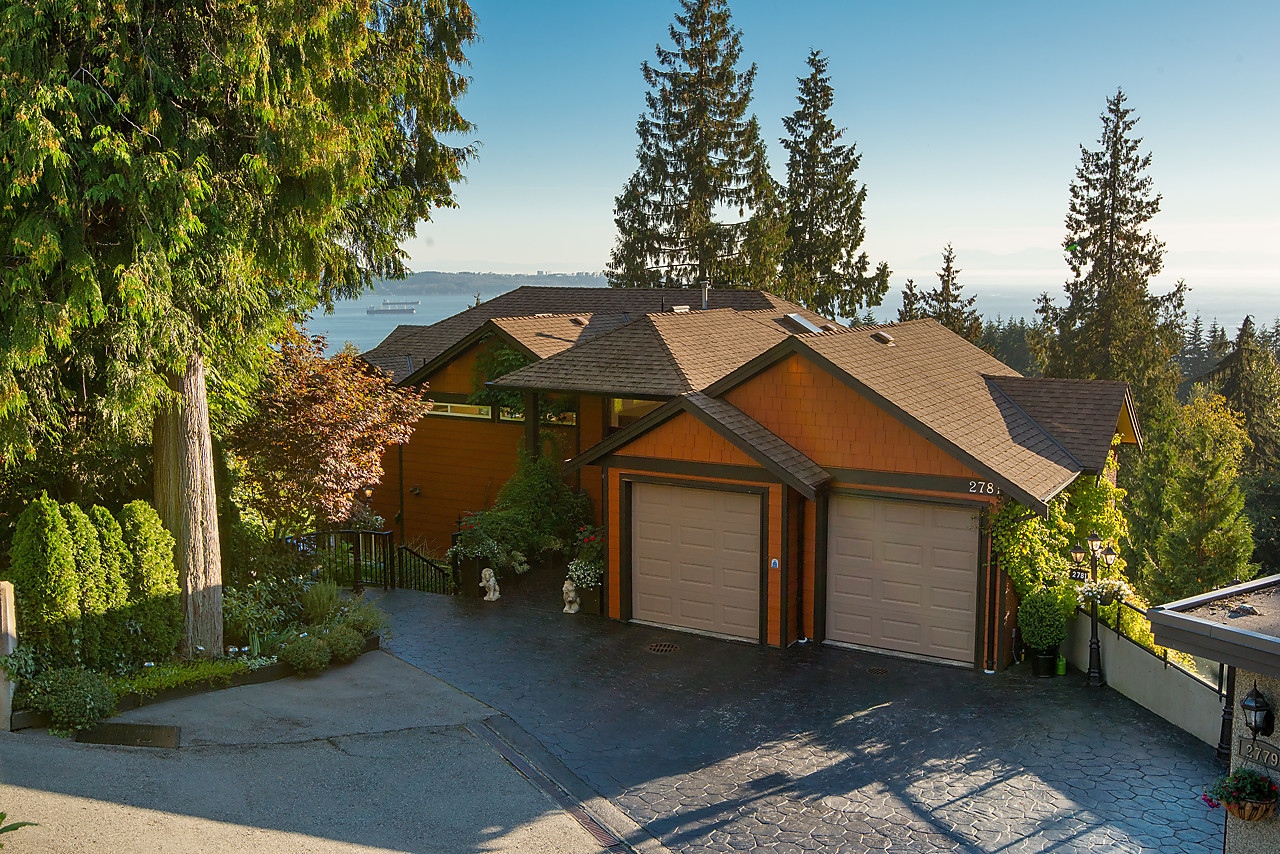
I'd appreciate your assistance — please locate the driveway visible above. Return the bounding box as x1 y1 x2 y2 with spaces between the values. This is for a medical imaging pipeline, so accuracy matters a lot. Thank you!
0 651 602 854
374 582 1224 854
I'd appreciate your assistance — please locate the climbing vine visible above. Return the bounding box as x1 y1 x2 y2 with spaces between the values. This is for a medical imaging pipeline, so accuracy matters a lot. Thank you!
992 449 1128 599
468 337 532 413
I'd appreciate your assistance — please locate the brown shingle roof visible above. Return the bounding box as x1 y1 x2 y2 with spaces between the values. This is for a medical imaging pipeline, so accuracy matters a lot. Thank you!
566 391 831 500
491 309 792 397
488 313 631 360
360 286 829 382
990 377 1137 472
794 320 1082 509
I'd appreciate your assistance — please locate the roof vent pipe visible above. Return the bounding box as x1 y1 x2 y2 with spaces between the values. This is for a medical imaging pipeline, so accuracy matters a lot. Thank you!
701 280 710 310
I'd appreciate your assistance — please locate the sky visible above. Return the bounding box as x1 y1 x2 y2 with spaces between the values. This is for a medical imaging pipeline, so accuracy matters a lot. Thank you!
398 0 1280 324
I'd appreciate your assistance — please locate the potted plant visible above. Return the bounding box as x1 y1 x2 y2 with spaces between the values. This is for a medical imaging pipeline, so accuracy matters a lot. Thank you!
1018 586 1069 678
565 525 604 615
1077 578 1128 608
1203 767 1279 821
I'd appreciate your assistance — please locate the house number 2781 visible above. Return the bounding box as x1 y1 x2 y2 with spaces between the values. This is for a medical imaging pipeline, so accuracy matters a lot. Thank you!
968 480 999 495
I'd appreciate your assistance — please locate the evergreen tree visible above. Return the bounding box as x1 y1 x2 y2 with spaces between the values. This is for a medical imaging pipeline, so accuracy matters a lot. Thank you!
921 244 983 343
778 49 890 317
1205 317 1280 472
607 0 786 289
0 0 476 656
1178 312 1208 379
897 279 924 322
1135 391 1256 603
1031 89 1185 421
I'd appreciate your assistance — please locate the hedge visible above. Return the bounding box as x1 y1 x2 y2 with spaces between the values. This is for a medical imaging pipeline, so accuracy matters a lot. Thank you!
119 501 181 663
60 504 106 669
88 505 134 672
5 493 80 666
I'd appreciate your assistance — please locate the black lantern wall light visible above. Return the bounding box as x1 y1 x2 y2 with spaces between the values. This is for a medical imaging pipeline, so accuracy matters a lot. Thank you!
1241 683 1275 741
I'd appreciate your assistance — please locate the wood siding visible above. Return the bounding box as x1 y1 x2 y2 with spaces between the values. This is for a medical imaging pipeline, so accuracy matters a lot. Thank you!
724 353 980 479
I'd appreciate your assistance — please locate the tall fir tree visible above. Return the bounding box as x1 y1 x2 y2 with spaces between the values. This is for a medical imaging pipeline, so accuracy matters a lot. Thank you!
920 244 983 343
607 0 786 289
897 279 924 322
1205 317 1280 472
1031 89 1185 421
1133 390 1256 603
778 49 890 318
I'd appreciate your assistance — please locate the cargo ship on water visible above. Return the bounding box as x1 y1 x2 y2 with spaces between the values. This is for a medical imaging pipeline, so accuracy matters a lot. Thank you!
366 299 420 315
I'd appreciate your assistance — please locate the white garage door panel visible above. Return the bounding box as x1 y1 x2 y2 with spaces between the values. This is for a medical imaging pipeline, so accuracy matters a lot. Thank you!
632 482 761 640
827 496 979 663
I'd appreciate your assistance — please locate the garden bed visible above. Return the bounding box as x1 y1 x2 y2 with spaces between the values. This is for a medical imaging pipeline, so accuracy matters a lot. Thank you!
9 633 380 732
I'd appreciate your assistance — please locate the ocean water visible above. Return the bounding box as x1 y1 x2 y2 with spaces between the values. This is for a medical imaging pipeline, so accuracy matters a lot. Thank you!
304 292 505 355
307 283 1280 356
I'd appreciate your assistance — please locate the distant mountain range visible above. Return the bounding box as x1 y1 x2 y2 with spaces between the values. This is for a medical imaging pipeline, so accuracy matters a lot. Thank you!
374 270 607 296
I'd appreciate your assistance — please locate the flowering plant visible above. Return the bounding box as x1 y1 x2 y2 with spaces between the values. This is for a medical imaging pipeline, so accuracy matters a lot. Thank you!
565 524 604 589
1202 767 1279 808
1077 578 1128 606
446 511 529 577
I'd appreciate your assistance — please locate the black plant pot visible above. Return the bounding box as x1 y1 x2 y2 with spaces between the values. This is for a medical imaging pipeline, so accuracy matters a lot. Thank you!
1030 648 1060 678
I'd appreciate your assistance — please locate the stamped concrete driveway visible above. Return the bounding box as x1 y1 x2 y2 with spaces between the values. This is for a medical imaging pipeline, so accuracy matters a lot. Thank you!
373 582 1224 854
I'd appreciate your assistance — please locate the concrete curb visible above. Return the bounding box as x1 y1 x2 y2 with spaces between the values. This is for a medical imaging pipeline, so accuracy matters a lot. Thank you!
475 713 674 854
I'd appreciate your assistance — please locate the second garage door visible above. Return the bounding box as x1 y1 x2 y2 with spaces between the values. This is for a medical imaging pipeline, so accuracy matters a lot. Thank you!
631 482 761 640
826 495 979 663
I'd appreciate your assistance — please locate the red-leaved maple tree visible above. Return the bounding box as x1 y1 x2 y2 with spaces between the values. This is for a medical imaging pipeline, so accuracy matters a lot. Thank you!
231 328 429 532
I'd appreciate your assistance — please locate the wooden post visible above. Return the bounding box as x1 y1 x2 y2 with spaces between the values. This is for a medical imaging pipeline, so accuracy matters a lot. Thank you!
524 391 539 458
1 581 16 732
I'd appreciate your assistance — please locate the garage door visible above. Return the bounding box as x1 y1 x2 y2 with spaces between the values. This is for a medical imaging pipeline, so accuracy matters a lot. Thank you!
826 496 978 663
631 482 761 640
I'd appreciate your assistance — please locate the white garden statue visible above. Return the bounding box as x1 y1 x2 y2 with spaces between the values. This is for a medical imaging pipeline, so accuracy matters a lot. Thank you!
480 567 501 601
562 578 580 614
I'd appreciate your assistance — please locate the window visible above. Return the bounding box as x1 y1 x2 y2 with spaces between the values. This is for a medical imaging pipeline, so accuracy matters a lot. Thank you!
429 401 492 419
499 407 578 425
610 398 662 430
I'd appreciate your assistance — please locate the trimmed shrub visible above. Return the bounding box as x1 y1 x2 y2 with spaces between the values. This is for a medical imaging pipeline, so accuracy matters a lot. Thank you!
1018 585 1071 651
5 493 80 666
26 666 117 736
61 503 106 669
119 501 181 663
301 581 340 625
88 505 132 672
336 598 389 639
279 634 331 676
323 624 365 665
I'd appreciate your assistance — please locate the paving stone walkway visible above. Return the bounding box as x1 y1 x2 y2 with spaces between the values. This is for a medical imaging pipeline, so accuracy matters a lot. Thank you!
372 581 1224 853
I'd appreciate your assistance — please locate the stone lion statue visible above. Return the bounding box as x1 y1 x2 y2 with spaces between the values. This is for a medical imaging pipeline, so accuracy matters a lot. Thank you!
480 567 501 602
562 578 580 614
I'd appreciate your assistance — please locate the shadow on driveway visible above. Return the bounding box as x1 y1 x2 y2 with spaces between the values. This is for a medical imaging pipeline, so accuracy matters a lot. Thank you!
376 586 1223 854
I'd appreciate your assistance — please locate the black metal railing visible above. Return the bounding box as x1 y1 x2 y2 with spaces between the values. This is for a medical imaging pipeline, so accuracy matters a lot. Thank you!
282 529 396 589
397 544 457 594
280 530 458 595
1089 598 1224 695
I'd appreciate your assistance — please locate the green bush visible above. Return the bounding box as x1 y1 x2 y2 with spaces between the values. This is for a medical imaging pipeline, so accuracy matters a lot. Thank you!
5 493 80 666
335 598 389 638
323 624 365 665
279 634 331 676
223 574 308 654
119 501 181 663
1018 586 1071 651
88 505 132 673
26 666 117 736
221 518 306 589
61 503 107 669
494 445 592 557
301 581 340 625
